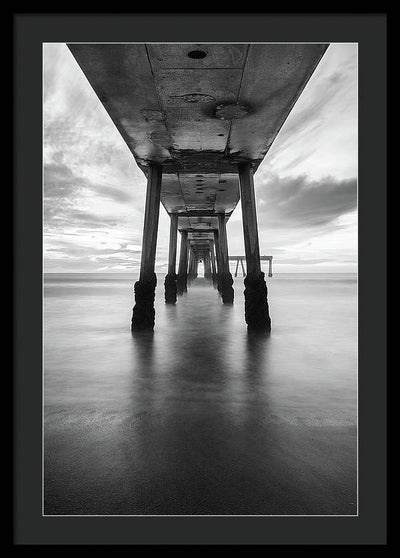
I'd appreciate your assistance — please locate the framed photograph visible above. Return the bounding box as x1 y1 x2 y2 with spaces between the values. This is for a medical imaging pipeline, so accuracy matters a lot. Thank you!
14 13 387 545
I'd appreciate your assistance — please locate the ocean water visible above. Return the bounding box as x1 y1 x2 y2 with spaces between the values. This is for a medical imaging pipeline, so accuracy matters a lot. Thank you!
44 273 357 515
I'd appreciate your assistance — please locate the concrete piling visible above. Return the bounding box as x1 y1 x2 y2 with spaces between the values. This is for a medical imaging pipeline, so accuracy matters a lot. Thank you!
187 249 195 285
131 164 162 331
164 213 178 304
210 240 217 288
213 230 222 295
217 214 234 304
177 230 189 295
204 250 212 281
238 162 271 331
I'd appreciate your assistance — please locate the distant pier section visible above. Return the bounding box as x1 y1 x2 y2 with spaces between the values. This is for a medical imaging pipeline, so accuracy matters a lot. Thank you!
230 256 273 277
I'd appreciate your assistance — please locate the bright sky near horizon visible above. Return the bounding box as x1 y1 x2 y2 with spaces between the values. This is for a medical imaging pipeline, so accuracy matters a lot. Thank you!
43 43 357 273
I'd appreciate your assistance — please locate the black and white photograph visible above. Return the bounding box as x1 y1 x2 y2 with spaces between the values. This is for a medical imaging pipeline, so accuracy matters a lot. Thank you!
42 41 359 517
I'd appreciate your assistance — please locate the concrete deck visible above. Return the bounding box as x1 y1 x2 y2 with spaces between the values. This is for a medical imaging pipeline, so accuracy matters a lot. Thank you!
68 43 328 248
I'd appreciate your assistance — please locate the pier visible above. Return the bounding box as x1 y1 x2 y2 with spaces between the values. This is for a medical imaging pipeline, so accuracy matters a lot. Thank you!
230 256 273 278
68 43 328 331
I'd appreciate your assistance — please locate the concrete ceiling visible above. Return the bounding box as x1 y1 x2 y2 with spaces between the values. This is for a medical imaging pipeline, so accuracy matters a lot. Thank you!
67 43 328 247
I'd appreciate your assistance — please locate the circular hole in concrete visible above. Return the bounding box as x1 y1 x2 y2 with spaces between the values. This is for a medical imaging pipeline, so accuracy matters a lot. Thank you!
215 103 249 120
188 50 207 59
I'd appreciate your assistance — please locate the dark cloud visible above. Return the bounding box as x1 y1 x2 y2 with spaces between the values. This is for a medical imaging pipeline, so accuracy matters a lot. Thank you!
256 173 357 229
44 162 80 198
93 184 133 204
44 161 136 234
68 210 121 226
44 203 121 230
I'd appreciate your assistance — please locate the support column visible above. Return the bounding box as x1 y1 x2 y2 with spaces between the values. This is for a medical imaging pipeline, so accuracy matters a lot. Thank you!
131 164 162 331
217 213 234 304
204 250 212 281
240 258 246 277
268 257 273 277
187 248 195 283
213 230 222 294
238 162 271 331
210 240 217 288
164 213 178 304
177 230 188 295
234 259 239 278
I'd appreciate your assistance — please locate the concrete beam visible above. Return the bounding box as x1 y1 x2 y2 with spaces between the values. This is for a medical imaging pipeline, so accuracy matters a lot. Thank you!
177 211 233 218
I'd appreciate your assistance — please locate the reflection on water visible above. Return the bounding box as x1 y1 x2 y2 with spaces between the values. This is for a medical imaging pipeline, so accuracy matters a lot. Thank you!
44 273 357 515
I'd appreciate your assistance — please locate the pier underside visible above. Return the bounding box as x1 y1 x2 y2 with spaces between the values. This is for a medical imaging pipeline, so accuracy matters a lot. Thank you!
68 43 328 329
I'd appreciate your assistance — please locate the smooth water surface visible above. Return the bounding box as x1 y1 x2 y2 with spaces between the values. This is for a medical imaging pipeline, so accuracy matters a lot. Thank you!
44 273 357 515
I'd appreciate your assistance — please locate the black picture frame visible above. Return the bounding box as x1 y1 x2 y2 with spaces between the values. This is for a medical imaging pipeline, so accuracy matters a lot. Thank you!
14 13 387 545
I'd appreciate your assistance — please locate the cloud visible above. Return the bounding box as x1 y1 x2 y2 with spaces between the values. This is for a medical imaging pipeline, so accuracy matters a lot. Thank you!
44 159 139 234
275 70 349 143
255 172 357 229
261 44 358 181
43 43 358 272
44 161 134 204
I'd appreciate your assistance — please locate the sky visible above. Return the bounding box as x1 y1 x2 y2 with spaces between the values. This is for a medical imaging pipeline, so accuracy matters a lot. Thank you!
43 43 357 274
